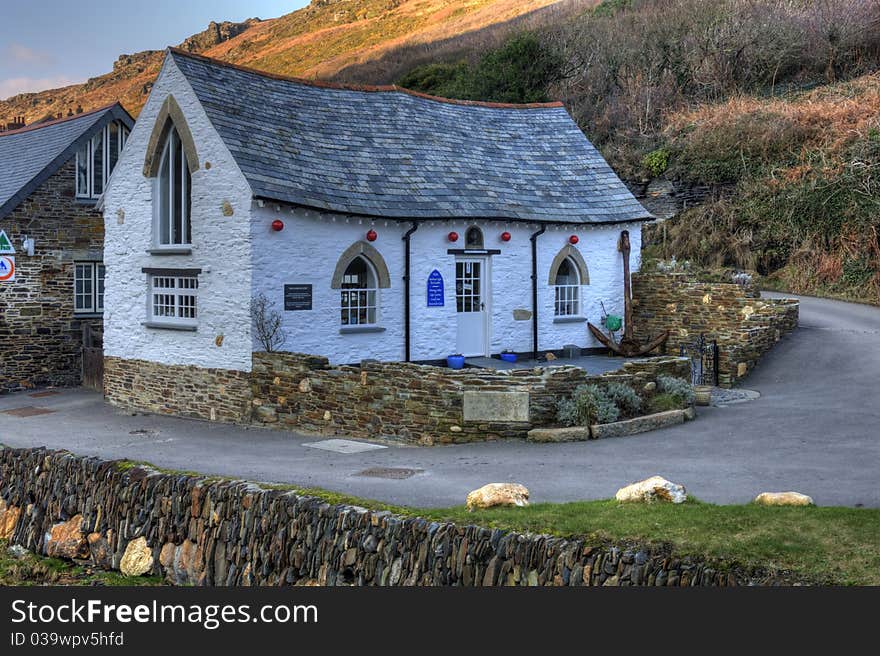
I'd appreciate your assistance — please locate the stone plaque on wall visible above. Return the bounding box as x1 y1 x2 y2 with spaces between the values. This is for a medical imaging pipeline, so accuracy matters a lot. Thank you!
463 391 530 423
284 284 312 311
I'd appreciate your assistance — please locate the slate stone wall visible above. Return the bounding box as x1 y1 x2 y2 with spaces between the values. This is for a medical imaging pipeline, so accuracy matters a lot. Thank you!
631 273 799 386
103 350 689 443
251 352 691 444
0 161 103 393
0 447 790 586
103 356 252 423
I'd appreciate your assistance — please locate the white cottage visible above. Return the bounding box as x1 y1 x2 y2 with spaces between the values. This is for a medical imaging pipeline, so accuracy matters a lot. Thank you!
101 49 651 409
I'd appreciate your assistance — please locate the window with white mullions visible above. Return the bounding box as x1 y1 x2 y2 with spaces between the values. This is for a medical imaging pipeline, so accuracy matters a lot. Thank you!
74 262 105 314
553 257 581 317
149 274 198 326
456 261 482 313
75 120 130 199
340 256 379 326
155 126 192 246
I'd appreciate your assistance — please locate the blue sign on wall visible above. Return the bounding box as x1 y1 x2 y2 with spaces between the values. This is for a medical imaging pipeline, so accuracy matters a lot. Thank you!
427 269 444 307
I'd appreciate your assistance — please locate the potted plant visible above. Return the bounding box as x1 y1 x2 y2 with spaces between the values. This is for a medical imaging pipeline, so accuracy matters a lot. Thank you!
500 349 517 363
446 353 466 369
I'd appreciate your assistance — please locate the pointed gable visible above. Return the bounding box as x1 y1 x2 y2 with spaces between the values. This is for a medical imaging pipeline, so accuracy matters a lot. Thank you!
0 104 133 219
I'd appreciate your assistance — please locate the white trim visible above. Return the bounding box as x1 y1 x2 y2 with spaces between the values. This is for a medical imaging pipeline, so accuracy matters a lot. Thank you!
75 121 129 199
73 262 104 314
154 127 192 247
147 273 199 328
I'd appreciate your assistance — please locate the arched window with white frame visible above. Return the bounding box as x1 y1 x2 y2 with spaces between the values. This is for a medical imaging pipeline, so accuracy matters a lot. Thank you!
554 257 581 317
154 126 192 247
340 256 379 326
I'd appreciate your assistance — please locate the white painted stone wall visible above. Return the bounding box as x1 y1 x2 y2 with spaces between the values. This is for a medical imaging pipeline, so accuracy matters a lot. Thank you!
250 205 407 364
102 56 254 372
104 55 644 370
250 206 642 363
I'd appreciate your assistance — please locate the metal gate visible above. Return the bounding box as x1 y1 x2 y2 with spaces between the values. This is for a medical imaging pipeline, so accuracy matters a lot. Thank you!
81 323 103 392
679 334 718 387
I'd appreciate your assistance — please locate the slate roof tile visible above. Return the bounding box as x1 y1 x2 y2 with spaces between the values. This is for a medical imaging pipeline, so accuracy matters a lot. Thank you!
0 104 133 219
169 50 650 224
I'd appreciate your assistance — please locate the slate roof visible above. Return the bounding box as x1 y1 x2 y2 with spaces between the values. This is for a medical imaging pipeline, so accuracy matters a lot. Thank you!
0 104 133 219
169 49 651 224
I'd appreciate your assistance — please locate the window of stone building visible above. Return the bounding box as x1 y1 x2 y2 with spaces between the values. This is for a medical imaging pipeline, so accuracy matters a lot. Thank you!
340 256 378 326
554 257 581 317
465 226 484 249
154 126 192 247
148 274 199 327
75 121 129 199
74 262 105 314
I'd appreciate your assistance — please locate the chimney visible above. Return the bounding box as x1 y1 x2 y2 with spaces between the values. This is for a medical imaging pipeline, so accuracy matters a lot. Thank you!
1 115 26 132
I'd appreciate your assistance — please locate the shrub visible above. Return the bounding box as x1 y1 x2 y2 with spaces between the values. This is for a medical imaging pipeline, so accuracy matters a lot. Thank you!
556 398 580 427
603 382 641 417
555 384 620 426
642 149 670 177
656 375 696 406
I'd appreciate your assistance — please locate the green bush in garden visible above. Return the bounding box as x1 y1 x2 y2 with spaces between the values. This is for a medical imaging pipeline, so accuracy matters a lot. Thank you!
656 375 696 406
556 384 622 426
603 382 642 417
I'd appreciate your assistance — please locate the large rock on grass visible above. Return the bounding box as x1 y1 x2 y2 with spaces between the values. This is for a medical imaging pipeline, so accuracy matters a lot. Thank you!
615 476 687 504
466 483 530 511
754 491 814 506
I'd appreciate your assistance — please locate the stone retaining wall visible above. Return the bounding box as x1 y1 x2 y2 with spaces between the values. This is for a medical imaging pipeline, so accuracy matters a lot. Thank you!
103 356 252 423
632 273 799 386
251 353 691 444
0 447 790 586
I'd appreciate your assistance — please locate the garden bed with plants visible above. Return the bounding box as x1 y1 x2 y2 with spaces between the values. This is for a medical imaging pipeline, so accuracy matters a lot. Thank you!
528 375 696 442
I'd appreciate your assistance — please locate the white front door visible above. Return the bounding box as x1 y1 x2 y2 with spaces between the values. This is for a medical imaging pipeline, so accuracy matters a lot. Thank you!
455 257 489 356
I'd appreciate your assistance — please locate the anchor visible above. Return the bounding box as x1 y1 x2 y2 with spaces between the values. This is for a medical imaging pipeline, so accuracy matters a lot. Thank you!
588 230 669 357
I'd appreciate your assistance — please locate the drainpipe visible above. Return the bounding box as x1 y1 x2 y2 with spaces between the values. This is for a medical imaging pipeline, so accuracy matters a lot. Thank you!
402 222 419 362
530 225 546 361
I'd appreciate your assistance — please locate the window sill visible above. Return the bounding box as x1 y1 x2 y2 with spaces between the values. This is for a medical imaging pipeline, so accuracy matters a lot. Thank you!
74 197 99 206
74 312 103 319
148 247 193 256
339 325 386 334
553 316 587 324
142 321 197 332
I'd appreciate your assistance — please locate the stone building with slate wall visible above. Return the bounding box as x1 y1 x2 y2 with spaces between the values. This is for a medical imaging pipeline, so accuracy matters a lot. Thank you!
0 105 133 392
101 49 651 419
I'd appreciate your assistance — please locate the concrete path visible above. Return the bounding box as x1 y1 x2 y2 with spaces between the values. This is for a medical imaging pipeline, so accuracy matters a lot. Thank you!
1 293 878 508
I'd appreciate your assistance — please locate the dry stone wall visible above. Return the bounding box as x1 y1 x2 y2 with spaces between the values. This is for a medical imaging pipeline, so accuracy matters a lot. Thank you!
0 447 792 586
103 356 252 423
632 273 798 386
251 352 691 444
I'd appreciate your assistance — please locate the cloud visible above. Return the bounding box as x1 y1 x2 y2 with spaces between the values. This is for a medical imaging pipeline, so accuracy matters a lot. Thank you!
0 76 78 99
4 44 56 66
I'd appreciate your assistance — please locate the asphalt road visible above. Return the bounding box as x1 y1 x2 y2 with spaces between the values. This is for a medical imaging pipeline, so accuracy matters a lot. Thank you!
1 292 878 508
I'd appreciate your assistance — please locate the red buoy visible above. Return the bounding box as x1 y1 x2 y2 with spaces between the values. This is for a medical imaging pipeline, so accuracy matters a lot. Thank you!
271 219 284 232
500 231 511 242
366 229 378 242
448 231 459 242
569 234 579 244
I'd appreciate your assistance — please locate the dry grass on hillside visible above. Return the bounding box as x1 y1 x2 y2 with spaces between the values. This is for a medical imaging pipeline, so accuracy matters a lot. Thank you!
666 74 880 172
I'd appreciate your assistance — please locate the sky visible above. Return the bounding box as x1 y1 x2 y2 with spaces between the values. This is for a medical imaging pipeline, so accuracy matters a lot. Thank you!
0 1 308 99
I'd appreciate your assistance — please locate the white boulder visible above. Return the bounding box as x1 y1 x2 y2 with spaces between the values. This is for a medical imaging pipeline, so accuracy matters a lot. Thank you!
615 476 687 504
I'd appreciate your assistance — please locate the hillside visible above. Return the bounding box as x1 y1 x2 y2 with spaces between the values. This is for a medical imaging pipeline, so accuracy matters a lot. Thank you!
395 0 880 303
0 0 570 124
